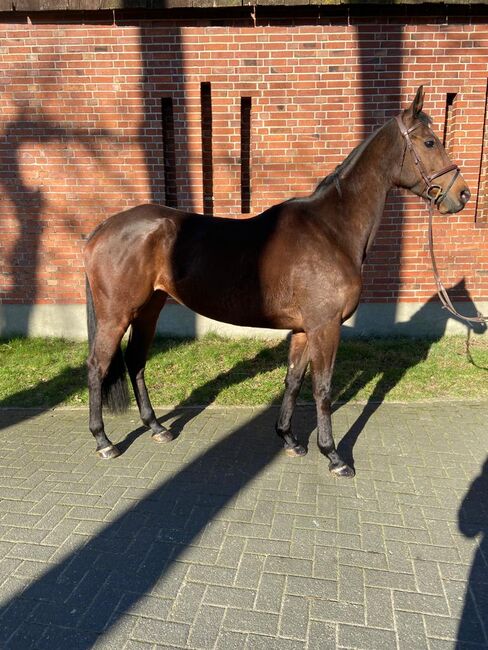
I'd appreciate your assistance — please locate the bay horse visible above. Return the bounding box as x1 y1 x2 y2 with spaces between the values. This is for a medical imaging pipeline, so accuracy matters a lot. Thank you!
85 86 470 476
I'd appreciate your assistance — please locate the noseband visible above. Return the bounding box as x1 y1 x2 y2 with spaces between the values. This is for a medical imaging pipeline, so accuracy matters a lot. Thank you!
395 115 460 204
395 114 488 326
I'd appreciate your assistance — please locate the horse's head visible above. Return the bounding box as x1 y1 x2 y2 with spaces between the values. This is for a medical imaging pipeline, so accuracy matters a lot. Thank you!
395 85 470 214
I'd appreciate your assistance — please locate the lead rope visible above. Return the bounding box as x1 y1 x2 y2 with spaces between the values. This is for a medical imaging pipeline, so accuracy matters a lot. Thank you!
427 197 488 324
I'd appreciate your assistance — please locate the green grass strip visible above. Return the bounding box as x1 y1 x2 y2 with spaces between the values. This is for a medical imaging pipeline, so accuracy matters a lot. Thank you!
1 334 487 409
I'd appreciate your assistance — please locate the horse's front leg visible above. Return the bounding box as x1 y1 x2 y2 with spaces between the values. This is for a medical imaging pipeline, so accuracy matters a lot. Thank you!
276 332 310 456
308 319 354 478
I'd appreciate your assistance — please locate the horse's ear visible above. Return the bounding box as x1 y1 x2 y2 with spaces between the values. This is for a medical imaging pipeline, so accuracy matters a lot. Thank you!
405 85 425 119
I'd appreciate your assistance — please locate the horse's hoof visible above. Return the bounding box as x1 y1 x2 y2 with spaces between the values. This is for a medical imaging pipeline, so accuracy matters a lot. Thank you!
96 445 120 460
284 443 307 457
151 430 174 444
329 462 355 478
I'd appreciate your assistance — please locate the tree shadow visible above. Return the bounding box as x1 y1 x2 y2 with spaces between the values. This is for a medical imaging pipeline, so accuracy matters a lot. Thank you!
0 384 319 648
336 280 487 471
457 458 488 647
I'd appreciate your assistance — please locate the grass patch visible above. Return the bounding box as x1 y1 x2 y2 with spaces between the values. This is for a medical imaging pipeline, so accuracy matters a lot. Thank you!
1 334 487 409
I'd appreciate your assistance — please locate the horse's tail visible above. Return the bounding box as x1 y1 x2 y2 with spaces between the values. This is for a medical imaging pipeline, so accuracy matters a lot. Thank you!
86 276 130 414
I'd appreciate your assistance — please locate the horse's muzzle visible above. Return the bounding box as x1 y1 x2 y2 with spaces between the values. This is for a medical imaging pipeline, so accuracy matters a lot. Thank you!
438 185 471 214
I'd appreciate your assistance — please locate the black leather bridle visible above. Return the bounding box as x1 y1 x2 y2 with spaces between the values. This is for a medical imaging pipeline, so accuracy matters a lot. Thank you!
395 114 460 205
396 114 488 326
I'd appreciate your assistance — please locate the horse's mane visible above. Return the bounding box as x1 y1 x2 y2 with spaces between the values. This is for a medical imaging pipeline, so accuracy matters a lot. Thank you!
313 111 432 196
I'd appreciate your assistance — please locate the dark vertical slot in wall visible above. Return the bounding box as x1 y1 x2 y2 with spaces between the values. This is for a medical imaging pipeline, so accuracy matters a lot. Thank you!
161 97 177 208
443 92 457 147
201 82 213 215
241 96 252 214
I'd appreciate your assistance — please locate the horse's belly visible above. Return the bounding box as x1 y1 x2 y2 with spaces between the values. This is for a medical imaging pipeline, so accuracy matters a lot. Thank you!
169 286 300 331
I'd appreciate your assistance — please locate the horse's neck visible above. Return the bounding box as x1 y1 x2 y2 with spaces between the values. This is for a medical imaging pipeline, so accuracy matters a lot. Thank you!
326 120 399 268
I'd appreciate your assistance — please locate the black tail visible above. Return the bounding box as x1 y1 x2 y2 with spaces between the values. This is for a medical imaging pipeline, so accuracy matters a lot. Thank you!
86 276 130 414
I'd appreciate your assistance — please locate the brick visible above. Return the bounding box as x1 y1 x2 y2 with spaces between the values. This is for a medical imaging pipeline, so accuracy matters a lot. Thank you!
254 573 285 614
234 554 266 589
131 618 189 646
307 621 336 650
187 605 225 648
310 600 365 625
365 586 394 630
395 610 429 650
223 608 279 635
393 590 450 616
204 585 255 609
215 630 247 650
168 582 206 624
279 594 309 640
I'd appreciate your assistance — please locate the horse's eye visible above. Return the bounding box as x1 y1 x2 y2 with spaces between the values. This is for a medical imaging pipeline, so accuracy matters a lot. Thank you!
425 140 435 148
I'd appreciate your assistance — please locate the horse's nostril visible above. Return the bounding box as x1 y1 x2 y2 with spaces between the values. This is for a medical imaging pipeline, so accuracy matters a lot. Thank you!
460 189 471 204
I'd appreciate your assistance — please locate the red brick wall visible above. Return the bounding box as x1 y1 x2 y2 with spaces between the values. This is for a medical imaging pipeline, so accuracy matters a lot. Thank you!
1 9 487 307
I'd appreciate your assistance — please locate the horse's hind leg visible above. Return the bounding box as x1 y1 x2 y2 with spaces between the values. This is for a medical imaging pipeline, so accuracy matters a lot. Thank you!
88 322 128 459
125 290 173 443
308 318 354 478
276 332 310 457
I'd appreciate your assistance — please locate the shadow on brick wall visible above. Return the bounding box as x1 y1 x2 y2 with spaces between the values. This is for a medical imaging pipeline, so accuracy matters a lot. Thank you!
354 19 405 329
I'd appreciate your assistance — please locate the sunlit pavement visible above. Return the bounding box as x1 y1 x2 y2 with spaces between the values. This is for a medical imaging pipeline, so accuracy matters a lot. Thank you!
0 402 487 649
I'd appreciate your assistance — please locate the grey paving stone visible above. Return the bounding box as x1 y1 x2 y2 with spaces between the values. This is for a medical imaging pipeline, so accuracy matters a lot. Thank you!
413 559 445 595
394 590 450 616
270 513 295 541
307 620 336 649
6 542 57 563
363 568 416 590
286 575 337 600
338 564 364 605
264 555 313 577
204 584 256 609
215 630 247 650
245 634 306 649
0 404 486 650
216 535 246 569
365 585 395 630
279 594 309 640
187 604 225 649
124 641 153 650
338 623 397 649
223 607 279 635
168 582 206 624
395 610 429 650
131 617 189 646
310 599 365 625
186 564 235 587
254 572 286 613
235 553 266 589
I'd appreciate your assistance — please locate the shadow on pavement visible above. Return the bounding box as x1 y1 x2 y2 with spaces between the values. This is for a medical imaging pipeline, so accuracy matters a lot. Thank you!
457 458 488 648
0 399 317 647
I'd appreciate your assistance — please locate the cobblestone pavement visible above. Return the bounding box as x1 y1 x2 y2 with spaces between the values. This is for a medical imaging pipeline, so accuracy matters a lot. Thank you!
0 402 487 649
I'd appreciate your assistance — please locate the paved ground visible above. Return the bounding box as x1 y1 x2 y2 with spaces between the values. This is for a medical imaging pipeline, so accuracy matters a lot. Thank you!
0 402 487 649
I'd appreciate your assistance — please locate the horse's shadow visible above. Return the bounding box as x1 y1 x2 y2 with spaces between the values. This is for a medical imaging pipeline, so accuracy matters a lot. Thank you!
336 279 486 470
